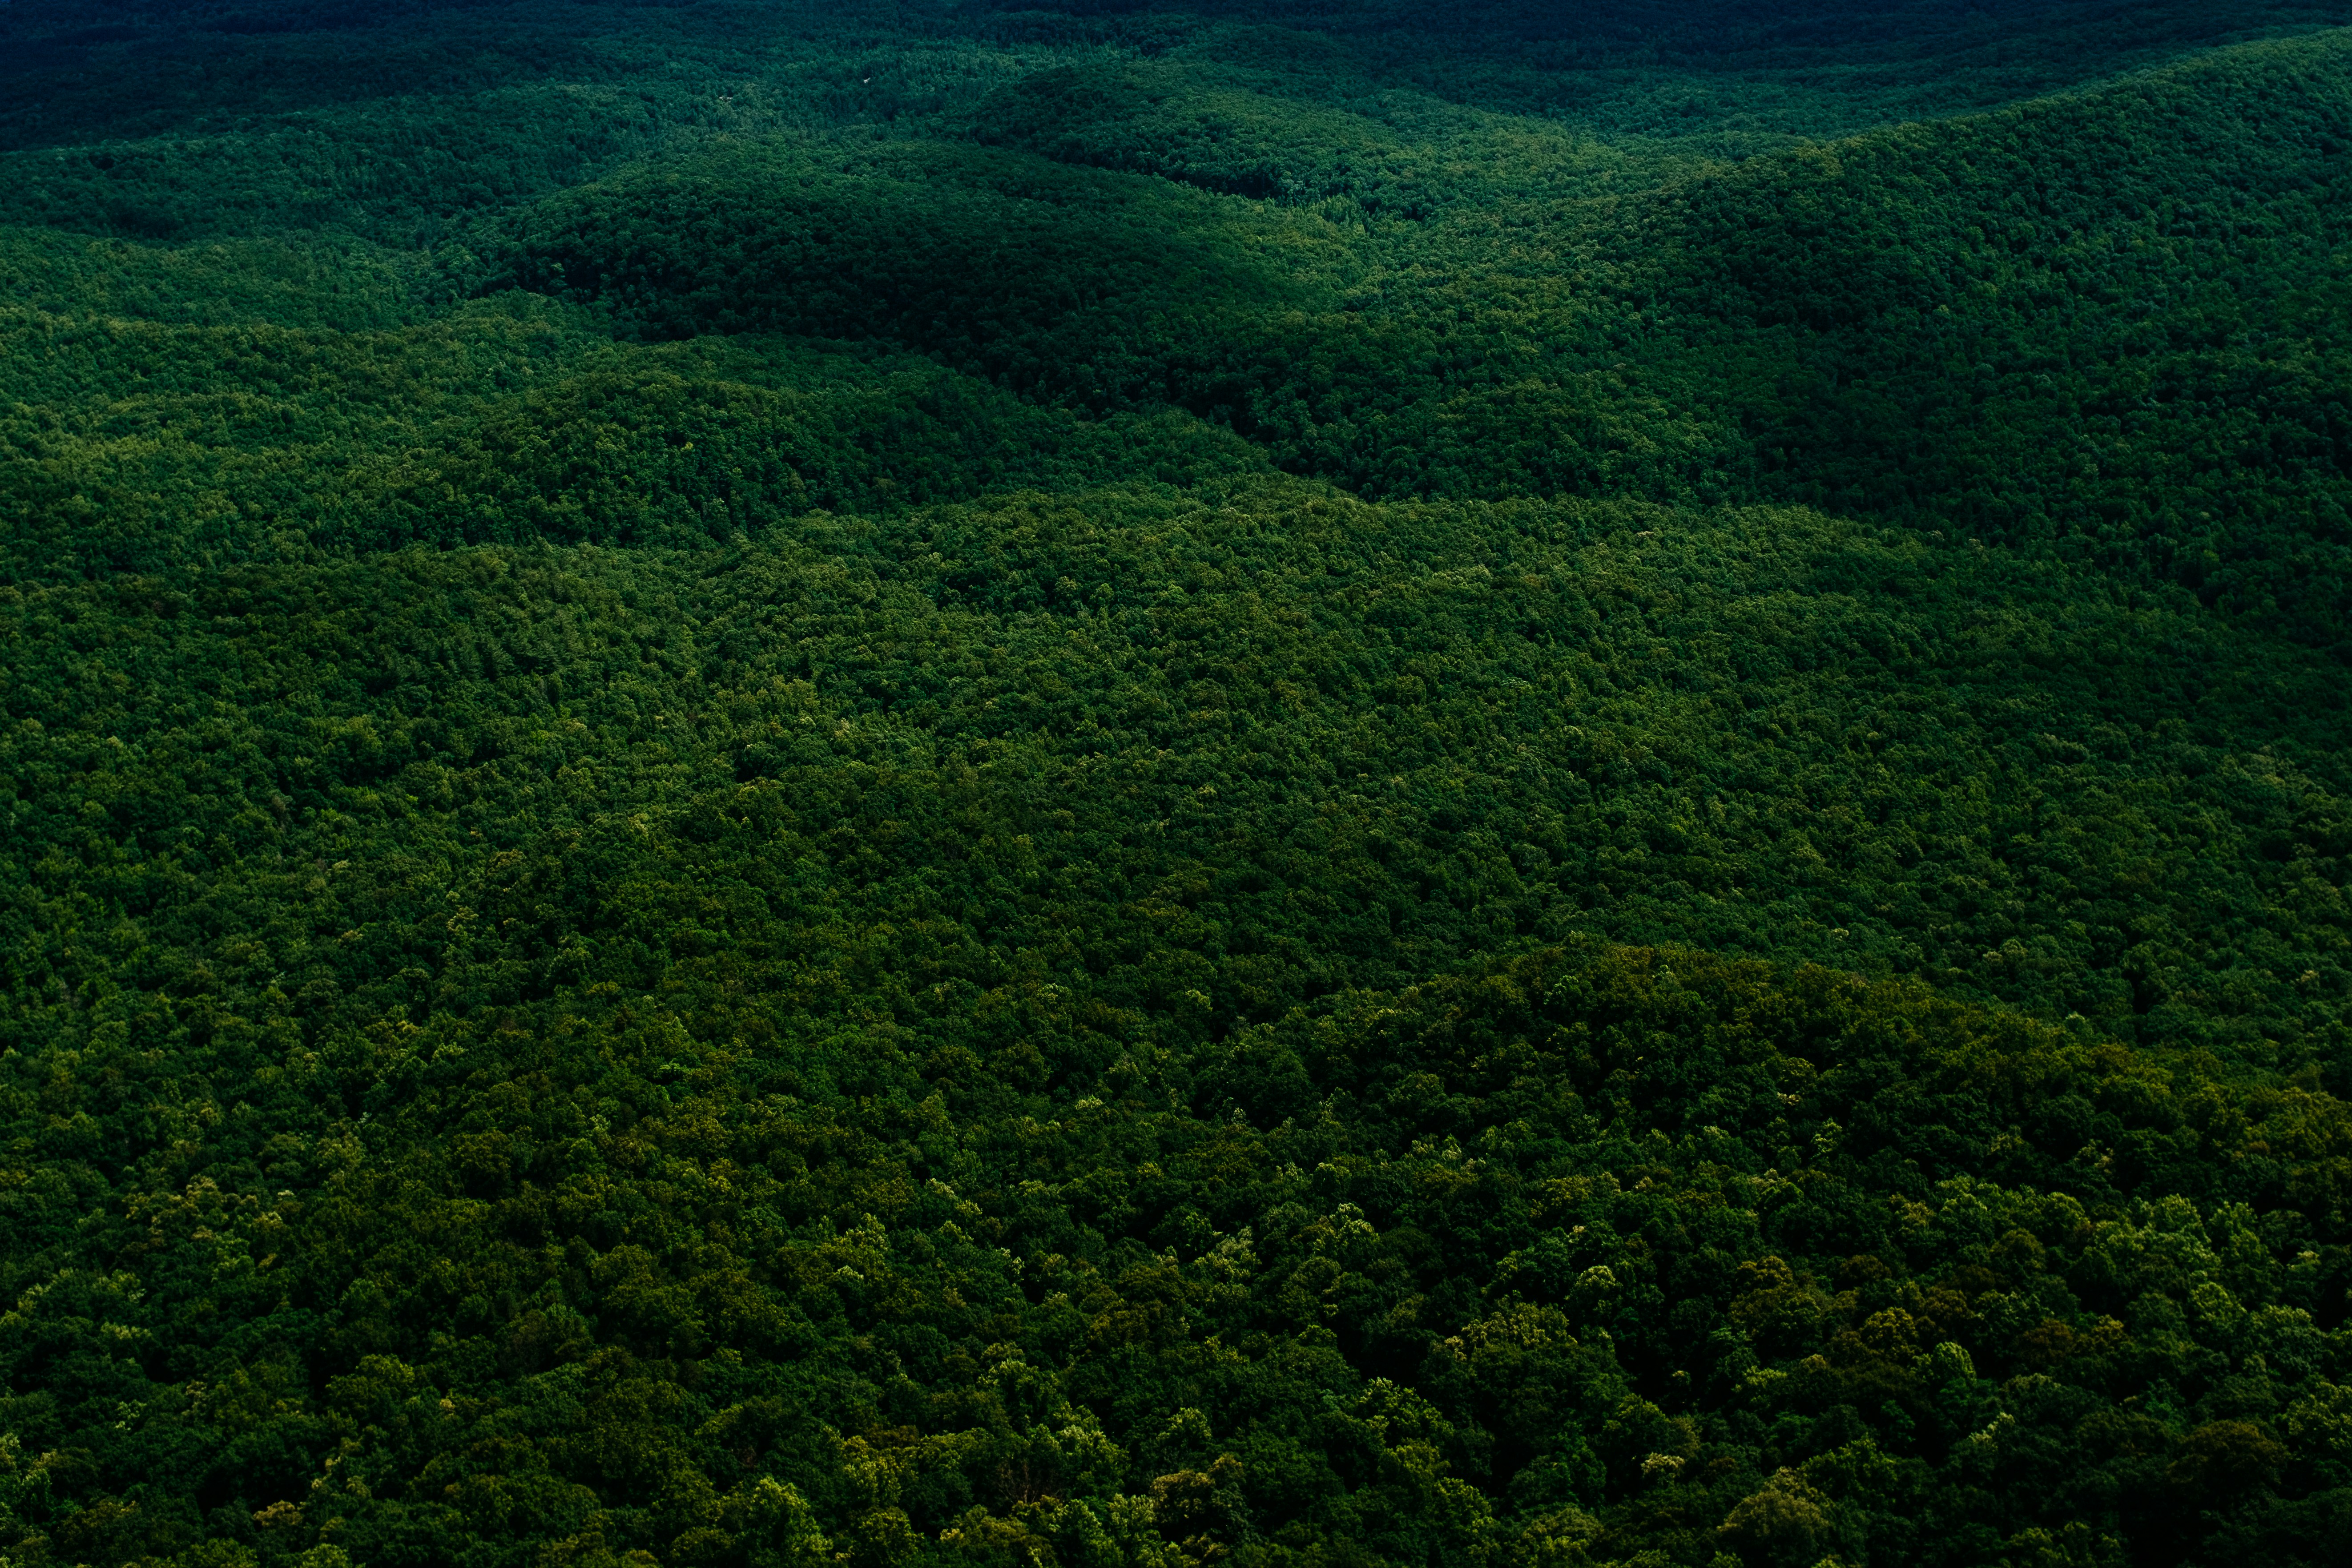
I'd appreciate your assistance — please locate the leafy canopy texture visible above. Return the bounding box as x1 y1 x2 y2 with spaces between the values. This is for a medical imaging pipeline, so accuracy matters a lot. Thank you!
5 3 2352 1568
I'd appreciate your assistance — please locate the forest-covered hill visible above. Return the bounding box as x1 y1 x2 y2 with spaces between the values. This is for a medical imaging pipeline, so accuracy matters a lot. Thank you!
5 4 2352 1567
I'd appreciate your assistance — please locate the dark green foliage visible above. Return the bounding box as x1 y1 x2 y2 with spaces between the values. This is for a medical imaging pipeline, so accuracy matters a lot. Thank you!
502 139 1332 406
1632 37 2352 645
493 33 2352 650
8 3 2352 1567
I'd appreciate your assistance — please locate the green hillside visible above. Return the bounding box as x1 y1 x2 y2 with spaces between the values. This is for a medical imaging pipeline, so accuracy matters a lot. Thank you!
5 4 2352 1567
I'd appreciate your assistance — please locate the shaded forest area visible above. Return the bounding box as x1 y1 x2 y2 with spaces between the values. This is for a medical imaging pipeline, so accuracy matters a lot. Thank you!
7 3 2352 1567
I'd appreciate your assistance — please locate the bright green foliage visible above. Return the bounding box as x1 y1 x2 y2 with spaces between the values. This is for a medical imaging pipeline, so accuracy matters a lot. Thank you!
6 3 2352 1567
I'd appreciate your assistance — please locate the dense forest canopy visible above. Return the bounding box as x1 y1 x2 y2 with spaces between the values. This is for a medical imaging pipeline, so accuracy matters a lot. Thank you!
6 3 2352 1566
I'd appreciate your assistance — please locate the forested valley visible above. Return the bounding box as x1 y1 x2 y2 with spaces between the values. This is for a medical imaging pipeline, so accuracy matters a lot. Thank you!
7 3 2352 1565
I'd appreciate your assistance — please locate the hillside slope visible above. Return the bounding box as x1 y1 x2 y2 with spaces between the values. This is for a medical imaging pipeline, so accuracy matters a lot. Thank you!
5 5 2352 1568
